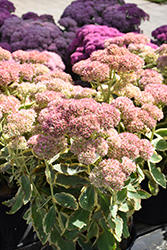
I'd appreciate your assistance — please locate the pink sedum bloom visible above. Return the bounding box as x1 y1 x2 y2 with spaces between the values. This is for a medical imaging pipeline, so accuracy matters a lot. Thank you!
145 84 167 107
5 109 36 137
0 94 20 114
89 158 127 191
28 134 68 160
139 139 154 161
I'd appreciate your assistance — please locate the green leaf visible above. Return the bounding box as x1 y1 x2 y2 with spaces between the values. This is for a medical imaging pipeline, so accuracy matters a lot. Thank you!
117 188 127 204
53 163 88 175
21 173 31 204
8 187 24 214
127 189 151 199
148 180 159 196
67 208 90 230
98 191 110 219
155 128 167 139
2 197 15 207
112 216 123 242
57 234 76 250
118 211 130 239
77 234 93 250
152 138 167 151
148 161 166 188
119 203 129 212
149 152 162 163
53 192 78 210
43 206 56 235
0 146 9 158
79 185 96 211
45 164 56 184
55 173 89 188
86 220 99 242
62 229 79 241
31 198 48 244
58 212 68 231
110 204 118 218
98 231 116 250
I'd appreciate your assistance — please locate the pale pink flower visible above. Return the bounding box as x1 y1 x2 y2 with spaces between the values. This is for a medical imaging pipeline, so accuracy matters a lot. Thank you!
111 96 134 111
139 139 154 161
78 147 96 165
145 83 167 107
28 134 67 160
42 111 69 137
96 102 121 130
0 47 12 61
128 43 158 65
70 85 97 99
5 109 36 137
50 70 73 83
156 44 167 56
32 63 50 76
141 103 164 121
0 61 20 86
136 109 157 130
8 136 28 150
138 69 163 89
16 82 38 99
45 78 72 92
104 33 150 47
121 157 137 177
0 94 20 114
12 50 49 64
72 58 110 82
69 114 101 138
135 91 155 105
93 137 109 157
89 158 126 191
19 63 35 81
35 90 65 108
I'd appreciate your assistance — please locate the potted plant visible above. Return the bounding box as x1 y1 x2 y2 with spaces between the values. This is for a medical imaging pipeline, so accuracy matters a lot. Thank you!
0 31 166 250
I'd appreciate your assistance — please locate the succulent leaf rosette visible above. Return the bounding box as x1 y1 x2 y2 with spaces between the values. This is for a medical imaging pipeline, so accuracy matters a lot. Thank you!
0 31 167 250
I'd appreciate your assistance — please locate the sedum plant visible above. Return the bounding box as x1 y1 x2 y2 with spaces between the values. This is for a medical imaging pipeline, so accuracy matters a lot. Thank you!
0 32 166 250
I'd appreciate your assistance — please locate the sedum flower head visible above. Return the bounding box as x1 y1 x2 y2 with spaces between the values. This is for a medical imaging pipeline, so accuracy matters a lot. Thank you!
145 83 167 107
28 134 68 160
89 158 127 192
5 109 36 137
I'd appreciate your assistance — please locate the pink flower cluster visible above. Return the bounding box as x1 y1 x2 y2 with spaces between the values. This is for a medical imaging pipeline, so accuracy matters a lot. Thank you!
28 134 68 159
89 157 136 191
104 32 150 47
112 96 163 133
4 109 36 137
72 43 144 84
12 50 50 64
107 131 153 161
0 94 20 114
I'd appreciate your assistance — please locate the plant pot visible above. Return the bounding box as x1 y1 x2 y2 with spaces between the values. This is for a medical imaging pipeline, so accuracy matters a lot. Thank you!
0 196 37 250
119 221 137 250
134 178 167 225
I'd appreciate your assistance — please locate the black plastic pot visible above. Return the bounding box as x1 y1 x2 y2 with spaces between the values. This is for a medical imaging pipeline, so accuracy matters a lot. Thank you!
134 178 167 225
0 196 37 250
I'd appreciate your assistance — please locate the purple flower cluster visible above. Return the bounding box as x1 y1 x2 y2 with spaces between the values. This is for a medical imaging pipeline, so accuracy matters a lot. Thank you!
151 25 167 45
67 24 123 65
59 1 148 34
0 0 16 27
0 16 69 59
